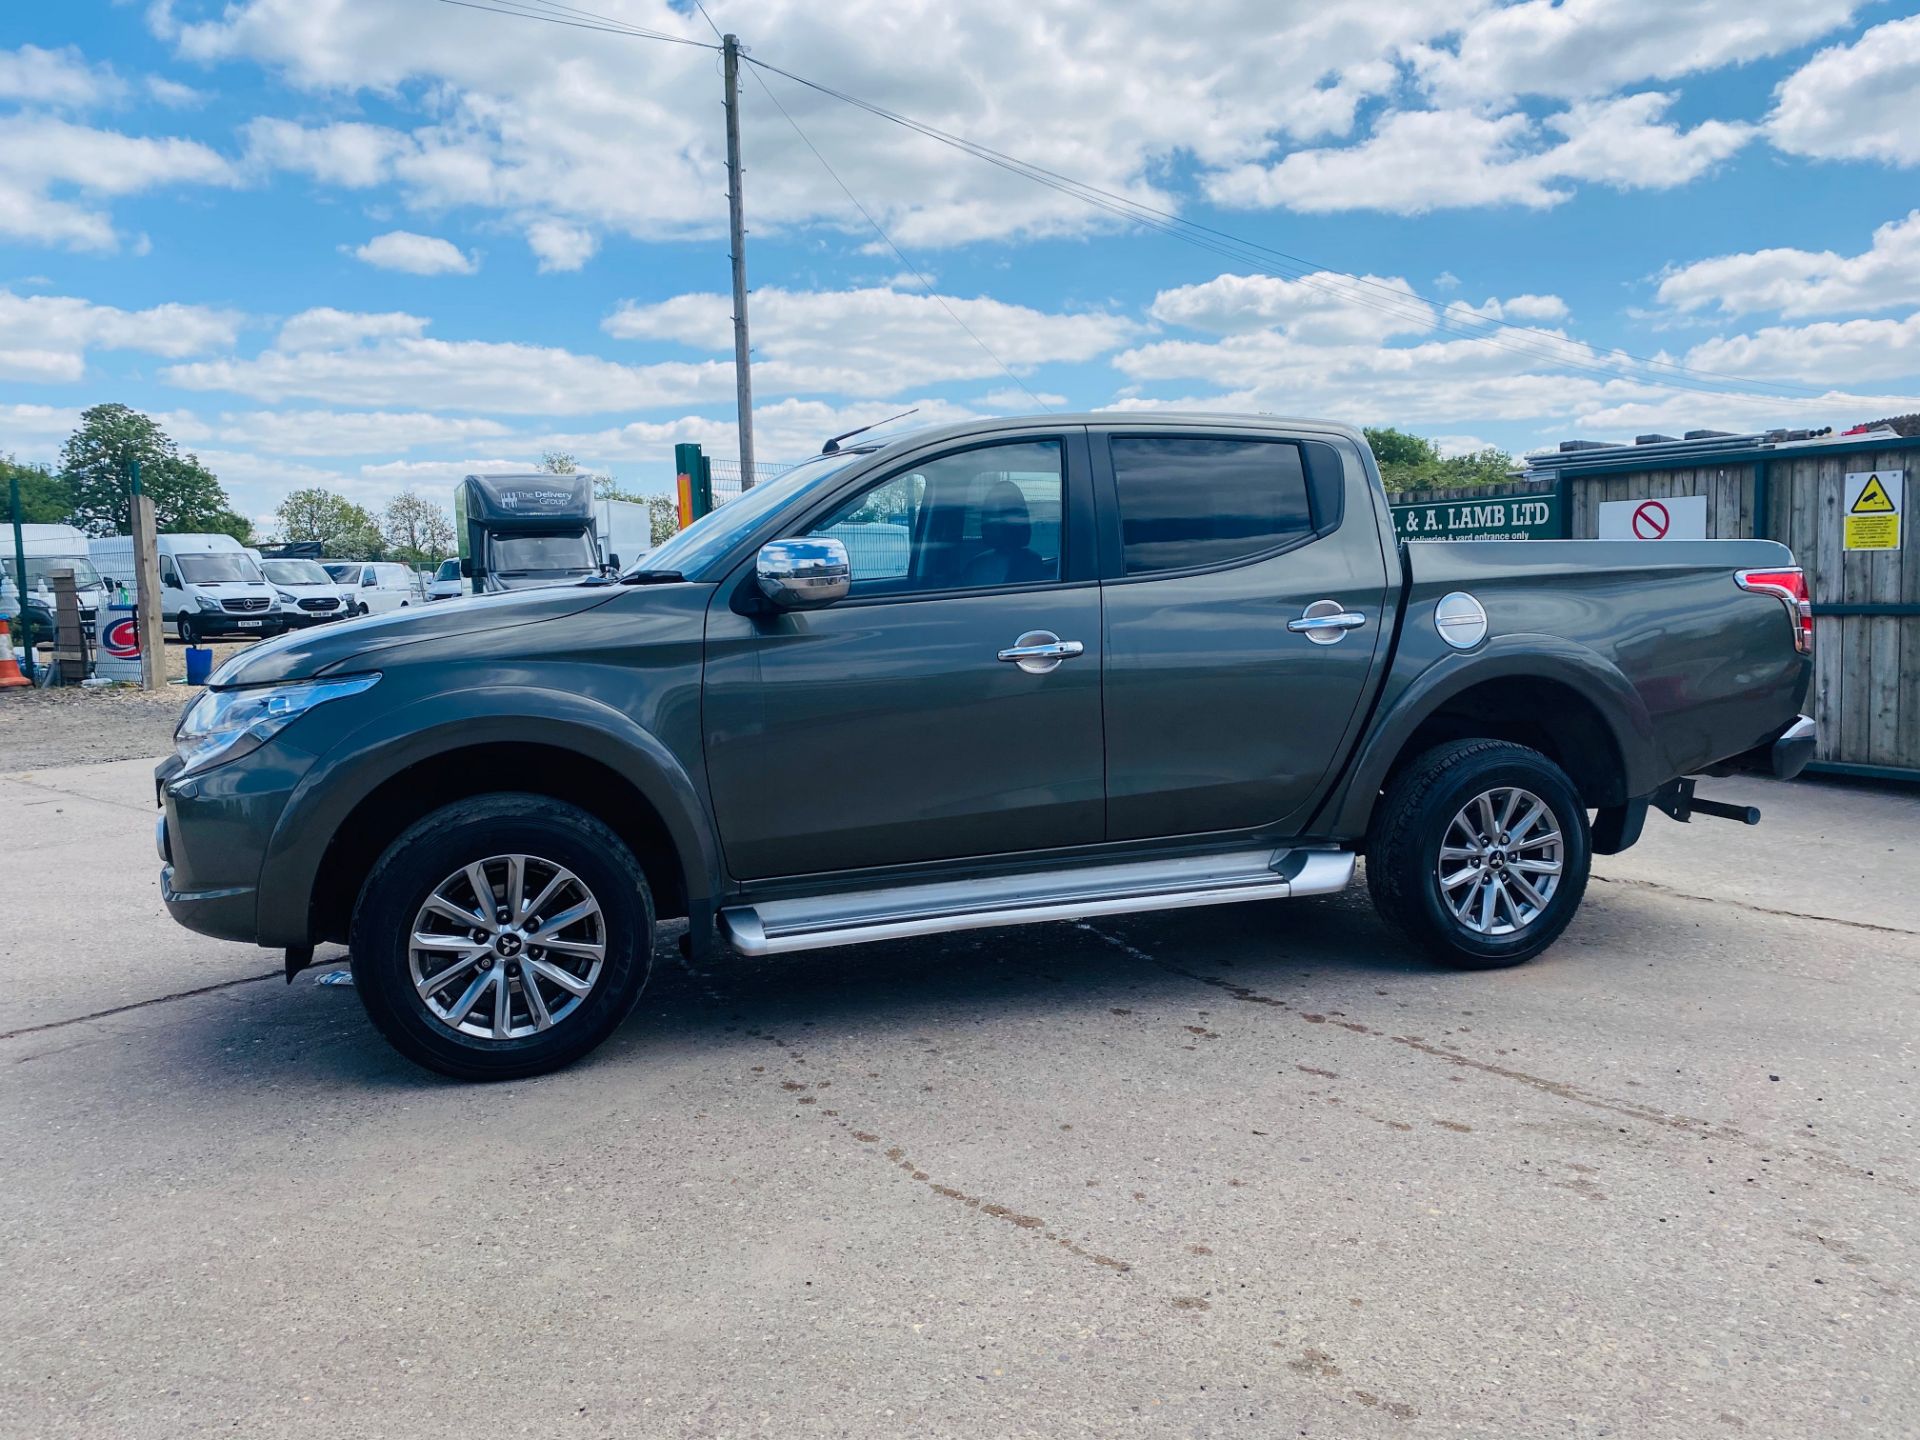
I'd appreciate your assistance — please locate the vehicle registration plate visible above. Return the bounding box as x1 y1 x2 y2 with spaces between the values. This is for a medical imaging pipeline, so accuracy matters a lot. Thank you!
238 619 262 628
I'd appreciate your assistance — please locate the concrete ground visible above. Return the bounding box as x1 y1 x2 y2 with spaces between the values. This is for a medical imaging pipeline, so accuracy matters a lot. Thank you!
1 754 1914 1439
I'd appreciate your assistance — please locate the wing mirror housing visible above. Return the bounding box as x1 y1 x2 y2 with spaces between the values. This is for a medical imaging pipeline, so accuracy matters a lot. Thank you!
756 537 850 609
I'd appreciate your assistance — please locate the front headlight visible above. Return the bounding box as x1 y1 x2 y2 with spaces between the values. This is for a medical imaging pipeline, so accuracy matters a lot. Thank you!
276 589 297 603
194 594 223 612
173 673 380 776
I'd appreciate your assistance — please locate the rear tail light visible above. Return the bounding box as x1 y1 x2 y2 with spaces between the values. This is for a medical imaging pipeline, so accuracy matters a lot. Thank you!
1736 567 1812 655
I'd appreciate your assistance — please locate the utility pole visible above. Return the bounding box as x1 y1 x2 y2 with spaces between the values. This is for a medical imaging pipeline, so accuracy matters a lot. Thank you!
722 33 756 488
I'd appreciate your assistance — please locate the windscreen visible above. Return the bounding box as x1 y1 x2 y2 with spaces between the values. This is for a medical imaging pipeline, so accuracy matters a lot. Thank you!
322 562 361 583
492 533 597 574
634 450 870 579
4 556 104 589
176 553 262 584
262 559 332 585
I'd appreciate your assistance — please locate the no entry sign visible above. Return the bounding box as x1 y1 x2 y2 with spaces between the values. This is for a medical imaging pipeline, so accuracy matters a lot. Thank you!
1598 494 1708 541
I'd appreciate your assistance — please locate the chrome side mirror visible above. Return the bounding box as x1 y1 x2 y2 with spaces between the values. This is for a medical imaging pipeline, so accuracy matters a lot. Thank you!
756 537 850 609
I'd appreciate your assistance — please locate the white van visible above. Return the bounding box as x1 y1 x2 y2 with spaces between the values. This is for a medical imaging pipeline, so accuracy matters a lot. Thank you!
90 533 286 642
260 557 355 627
2 523 114 648
428 557 464 601
322 560 419 615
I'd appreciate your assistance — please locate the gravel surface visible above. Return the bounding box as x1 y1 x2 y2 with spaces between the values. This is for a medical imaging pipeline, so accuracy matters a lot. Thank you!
0 638 255 769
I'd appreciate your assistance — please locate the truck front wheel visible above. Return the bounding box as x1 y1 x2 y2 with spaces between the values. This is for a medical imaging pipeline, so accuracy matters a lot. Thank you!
1366 740 1591 969
349 794 655 1080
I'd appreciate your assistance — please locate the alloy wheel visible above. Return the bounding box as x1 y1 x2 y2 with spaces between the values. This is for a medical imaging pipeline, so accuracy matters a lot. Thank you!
1436 786 1564 936
409 854 606 1040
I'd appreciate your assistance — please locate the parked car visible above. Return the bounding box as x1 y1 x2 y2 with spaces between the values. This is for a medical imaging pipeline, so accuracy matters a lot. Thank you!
261 558 354 627
155 413 1813 1080
321 561 419 615
428 557 464 601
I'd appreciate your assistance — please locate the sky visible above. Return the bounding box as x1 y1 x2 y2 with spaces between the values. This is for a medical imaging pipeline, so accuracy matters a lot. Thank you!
3 0 1920 531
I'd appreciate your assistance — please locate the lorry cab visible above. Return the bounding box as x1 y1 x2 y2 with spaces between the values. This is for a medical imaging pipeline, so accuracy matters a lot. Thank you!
153 534 284 642
455 472 603 593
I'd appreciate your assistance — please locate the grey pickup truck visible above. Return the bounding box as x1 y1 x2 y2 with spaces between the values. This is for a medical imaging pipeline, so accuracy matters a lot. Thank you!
156 414 1814 1079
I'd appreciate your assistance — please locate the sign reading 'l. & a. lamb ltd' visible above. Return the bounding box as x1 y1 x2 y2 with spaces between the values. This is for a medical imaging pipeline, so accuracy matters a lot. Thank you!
1390 493 1563 542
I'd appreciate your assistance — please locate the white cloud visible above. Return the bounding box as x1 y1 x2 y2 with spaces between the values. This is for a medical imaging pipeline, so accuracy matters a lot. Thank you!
0 114 236 252
0 290 243 382
349 230 477 276
276 308 428 352
526 220 597 273
1683 313 1920 383
1413 0 1860 104
145 76 206 108
1209 93 1750 214
978 388 1067 411
1657 210 1920 319
0 403 83 459
163 319 731 414
1461 293 1571 323
159 0 1475 248
1148 271 1435 342
606 285 1134 397
241 117 411 187
1769 15 1920 167
168 408 516 456
0 44 121 107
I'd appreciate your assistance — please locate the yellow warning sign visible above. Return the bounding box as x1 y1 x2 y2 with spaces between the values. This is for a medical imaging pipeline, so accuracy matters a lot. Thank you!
1853 474 1896 513
1844 469 1903 551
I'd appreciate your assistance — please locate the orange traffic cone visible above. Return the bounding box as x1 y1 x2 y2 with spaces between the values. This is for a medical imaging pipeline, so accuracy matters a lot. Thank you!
0 619 29 688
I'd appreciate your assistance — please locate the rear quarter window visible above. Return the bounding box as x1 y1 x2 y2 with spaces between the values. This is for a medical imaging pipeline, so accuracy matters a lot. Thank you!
1110 435 1315 575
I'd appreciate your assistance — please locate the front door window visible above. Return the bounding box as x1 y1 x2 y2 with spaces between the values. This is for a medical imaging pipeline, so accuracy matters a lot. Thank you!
806 439 1064 596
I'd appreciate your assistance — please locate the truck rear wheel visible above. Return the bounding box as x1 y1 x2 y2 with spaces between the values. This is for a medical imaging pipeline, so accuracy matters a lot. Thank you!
349 794 655 1080
1366 740 1591 969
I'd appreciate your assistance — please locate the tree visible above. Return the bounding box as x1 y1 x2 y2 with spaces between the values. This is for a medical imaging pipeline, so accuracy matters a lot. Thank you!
540 450 578 474
60 404 242 535
646 495 678 546
1362 426 1514 493
382 490 457 567
1 455 72 524
275 487 384 557
1362 426 1441 472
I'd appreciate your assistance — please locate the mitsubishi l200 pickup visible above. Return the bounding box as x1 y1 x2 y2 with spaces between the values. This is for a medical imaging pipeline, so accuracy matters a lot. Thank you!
155 414 1814 1079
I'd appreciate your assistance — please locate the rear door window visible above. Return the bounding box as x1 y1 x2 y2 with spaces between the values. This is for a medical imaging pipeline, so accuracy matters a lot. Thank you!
1109 435 1314 575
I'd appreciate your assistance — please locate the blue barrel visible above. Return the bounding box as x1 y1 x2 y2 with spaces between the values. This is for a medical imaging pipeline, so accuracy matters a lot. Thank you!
185 645 214 686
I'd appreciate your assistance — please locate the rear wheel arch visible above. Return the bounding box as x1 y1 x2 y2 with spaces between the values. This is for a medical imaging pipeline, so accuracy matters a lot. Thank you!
1322 641 1652 837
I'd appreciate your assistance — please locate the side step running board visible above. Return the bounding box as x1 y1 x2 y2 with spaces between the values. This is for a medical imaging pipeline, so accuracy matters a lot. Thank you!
719 848 1355 957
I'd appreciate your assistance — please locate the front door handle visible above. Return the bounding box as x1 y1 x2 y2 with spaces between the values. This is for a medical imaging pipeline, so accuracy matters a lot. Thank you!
1287 600 1367 646
998 630 1085 674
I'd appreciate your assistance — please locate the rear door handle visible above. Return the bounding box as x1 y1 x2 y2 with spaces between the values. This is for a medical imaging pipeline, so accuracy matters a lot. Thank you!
998 630 1084 674
1287 600 1367 645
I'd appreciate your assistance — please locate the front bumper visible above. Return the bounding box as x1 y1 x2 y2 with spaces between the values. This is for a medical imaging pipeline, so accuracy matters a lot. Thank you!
154 747 303 946
196 614 288 638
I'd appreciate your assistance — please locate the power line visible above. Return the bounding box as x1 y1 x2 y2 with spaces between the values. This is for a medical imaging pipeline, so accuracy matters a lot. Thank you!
741 48 1054 412
426 0 717 47
741 55 1830 404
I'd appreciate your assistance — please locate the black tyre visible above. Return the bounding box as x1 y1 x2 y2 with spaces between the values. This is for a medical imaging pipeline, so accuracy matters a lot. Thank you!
175 612 197 644
1366 740 1591 969
349 794 655 1080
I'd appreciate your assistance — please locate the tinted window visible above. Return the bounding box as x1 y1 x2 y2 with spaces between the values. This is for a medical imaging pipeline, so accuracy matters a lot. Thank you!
808 440 1063 597
1110 436 1313 575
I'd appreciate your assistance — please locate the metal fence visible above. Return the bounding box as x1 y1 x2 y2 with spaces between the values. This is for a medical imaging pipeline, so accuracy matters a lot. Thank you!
706 457 796 508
